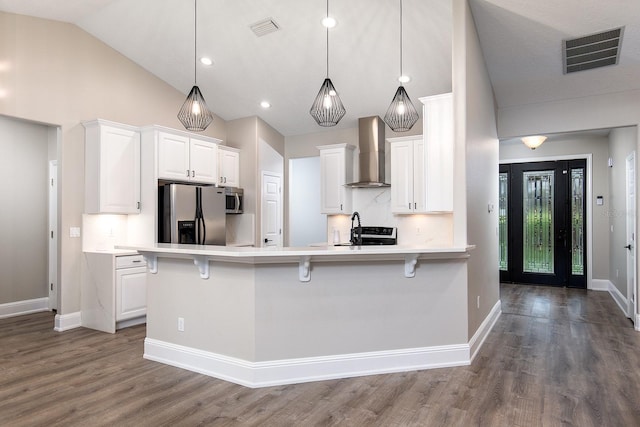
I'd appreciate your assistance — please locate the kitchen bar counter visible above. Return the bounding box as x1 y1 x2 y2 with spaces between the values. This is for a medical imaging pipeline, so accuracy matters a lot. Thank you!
118 243 473 281
118 243 477 388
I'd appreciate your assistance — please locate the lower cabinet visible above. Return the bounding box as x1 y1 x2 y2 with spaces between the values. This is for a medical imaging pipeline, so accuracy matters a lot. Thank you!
115 255 147 321
81 252 147 333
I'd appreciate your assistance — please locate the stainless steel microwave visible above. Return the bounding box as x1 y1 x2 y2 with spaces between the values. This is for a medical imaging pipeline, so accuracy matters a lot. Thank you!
225 187 243 214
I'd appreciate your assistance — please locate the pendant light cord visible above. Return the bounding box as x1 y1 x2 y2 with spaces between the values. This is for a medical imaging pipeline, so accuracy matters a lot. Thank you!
194 0 198 85
326 0 330 79
399 0 403 85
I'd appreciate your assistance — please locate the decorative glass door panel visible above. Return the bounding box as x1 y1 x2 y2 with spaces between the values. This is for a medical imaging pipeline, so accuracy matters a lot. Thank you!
499 172 508 271
522 170 554 274
500 160 586 288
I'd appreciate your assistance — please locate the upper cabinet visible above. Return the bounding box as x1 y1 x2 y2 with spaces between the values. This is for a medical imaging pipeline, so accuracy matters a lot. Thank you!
84 119 141 214
389 93 454 214
318 144 355 214
157 130 219 184
389 137 425 214
420 93 453 212
218 145 240 187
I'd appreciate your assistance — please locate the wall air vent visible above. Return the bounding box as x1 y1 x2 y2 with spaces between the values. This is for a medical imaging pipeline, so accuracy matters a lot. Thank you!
563 27 624 74
250 18 280 37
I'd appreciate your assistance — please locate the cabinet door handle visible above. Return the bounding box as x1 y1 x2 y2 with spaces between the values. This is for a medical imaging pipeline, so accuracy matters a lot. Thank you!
409 203 411 210
136 201 140 209
414 202 417 209
224 177 227 183
132 260 142 263
186 169 190 177
191 170 195 177
340 204 343 211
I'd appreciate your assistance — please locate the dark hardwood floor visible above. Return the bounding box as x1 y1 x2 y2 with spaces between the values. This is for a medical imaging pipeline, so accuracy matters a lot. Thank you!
2 284 640 426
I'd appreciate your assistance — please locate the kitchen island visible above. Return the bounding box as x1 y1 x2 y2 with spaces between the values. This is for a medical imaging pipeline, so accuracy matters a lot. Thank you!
119 243 478 388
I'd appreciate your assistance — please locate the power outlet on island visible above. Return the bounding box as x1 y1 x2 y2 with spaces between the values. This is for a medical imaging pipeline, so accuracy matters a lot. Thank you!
177 317 185 332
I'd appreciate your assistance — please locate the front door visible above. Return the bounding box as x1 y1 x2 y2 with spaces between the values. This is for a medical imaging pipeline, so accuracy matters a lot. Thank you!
499 160 587 288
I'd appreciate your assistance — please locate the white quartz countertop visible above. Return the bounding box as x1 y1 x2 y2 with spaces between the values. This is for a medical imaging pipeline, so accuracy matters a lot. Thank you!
117 243 475 280
117 243 474 262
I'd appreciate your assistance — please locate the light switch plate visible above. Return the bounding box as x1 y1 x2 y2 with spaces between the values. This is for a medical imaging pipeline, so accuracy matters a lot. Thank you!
69 227 81 238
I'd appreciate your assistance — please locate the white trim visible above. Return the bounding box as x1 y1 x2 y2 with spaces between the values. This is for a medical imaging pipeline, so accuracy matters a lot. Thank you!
469 300 502 362
0 298 49 319
607 281 629 317
590 279 611 291
635 314 640 332
54 311 82 332
144 338 471 389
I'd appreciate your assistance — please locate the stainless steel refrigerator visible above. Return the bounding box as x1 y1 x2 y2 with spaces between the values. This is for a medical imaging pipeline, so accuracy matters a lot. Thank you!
160 183 226 245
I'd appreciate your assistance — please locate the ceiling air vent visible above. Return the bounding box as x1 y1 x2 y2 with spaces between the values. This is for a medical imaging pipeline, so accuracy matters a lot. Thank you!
250 18 280 37
563 27 624 74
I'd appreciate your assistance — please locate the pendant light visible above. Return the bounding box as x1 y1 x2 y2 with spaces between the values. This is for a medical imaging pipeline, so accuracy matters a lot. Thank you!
384 0 419 132
309 0 346 127
178 0 213 132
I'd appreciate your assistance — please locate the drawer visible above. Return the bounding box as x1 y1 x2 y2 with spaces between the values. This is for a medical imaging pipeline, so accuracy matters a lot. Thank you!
115 254 146 269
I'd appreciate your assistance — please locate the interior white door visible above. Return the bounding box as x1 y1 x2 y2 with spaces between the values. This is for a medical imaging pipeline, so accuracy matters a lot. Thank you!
48 160 58 311
262 172 282 247
626 152 636 319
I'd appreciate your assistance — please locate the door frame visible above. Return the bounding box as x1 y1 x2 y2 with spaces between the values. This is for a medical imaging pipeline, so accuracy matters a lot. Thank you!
48 160 58 311
626 152 637 321
500 153 594 289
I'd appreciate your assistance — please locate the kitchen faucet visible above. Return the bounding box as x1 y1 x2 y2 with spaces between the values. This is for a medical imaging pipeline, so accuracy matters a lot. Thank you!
350 211 362 246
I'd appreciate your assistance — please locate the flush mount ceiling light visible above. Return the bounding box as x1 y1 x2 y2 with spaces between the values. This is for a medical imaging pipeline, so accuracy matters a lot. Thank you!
384 0 419 132
260 101 271 108
178 0 213 132
521 135 547 150
310 0 346 127
199 57 213 66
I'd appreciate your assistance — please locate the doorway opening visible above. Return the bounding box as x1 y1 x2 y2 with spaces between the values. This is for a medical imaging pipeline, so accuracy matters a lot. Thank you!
500 159 587 288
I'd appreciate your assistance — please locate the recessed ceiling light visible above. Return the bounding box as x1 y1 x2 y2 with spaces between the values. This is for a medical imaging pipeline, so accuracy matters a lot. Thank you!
260 101 271 109
398 75 411 83
322 16 337 28
200 57 213 66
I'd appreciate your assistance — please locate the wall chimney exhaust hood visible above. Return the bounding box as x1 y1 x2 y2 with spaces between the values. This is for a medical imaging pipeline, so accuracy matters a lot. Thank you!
346 116 390 188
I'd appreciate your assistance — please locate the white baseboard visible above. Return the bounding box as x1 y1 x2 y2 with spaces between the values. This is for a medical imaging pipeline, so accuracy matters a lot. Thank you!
607 281 629 317
469 299 501 362
144 338 471 389
590 279 610 291
54 311 82 332
0 297 49 319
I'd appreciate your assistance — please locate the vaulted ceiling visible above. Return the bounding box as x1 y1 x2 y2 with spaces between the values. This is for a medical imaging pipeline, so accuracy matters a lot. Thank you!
1 0 639 136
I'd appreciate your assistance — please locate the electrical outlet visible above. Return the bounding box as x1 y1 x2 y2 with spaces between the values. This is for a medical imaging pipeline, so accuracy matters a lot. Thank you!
177 317 185 332
69 227 81 238
477 296 480 309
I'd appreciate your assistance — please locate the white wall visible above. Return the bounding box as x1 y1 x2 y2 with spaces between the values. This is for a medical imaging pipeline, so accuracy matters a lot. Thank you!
453 0 500 339
0 115 49 304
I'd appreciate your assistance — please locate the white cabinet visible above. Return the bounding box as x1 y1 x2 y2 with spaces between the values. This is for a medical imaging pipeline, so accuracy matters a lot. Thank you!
420 92 454 212
81 252 147 333
115 255 147 321
83 119 141 214
389 137 425 213
157 130 219 184
218 145 240 187
317 144 355 214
